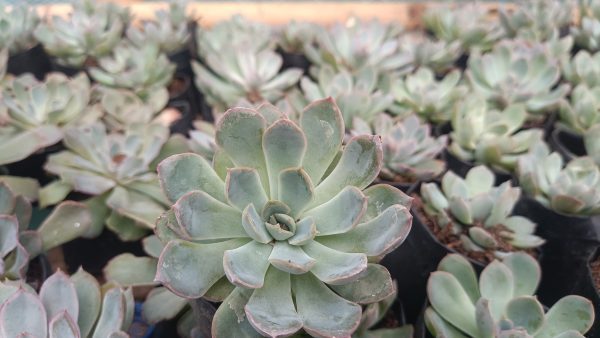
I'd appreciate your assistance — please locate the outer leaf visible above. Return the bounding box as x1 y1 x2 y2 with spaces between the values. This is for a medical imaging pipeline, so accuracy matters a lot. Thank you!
92 288 126 338
156 239 249 298
0 290 47 338
40 270 79 324
479 260 514 321
535 296 595 338
294 272 362 338
302 241 367 285
142 287 188 324
268 241 316 274
427 271 478 337
310 135 382 207
37 201 92 251
211 288 263 338
157 153 226 203
503 252 540 296
303 186 366 235
424 307 469 338
505 296 545 334
245 268 303 337
71 268 101 338
300 97 344 184
438 254 480 304
330 264 395 304
103 254 157 286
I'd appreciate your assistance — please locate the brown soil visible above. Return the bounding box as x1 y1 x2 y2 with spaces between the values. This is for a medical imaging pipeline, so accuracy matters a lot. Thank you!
168 75 186 97
412 194 536 265
590 256 600 291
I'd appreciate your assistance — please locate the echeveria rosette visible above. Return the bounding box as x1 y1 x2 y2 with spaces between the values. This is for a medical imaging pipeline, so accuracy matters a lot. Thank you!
0 5 39 54
450 96 544 174
398 33 462 76
155 98 413 337
0 181 92 281
585 125 600 167
352 114 447 183
0 269 134 337
426 253 595 338
561 50 600 87
499 0 574 42
467 41 570 119
389 67 466 123
421 166 544 260
557 84 600 135
572 0 600 52
40 123 172 241
518 142 600 217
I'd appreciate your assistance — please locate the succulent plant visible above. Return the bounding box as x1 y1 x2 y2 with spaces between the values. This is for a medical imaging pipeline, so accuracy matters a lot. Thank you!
557 84 600 135
196 15 274 56
423 3 502 51
0 269 134 337
353 282 414 338
353 114 447 183
426 253 595 337
450 96 544 173
0 181 92 281
34 0 129 68
398 33 462 76
89 42 175 100
154 98 413 337
585 124 600 166
103 234 194 336
126 0 190 55
289 65 393 128
40 123 173 241
389 67 466 123
277 20 318 54
518 142 600 216
421 166 544 260
0 73 99 166
572 0 600 51
500 0 574 42
0 5 39 54
93 86 169 132
467 41 570 117
304 18 411 76
561 50 600 87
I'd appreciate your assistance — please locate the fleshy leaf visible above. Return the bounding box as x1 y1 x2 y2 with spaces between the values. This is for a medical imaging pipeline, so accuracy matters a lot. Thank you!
104 254 157 286
303 186 366 235
245 268 303 337
294 272 362 338
156 239 249 298
142 287 188 324
278 168 314 217
503 252 540 297
268 241 316 274
40 270 79 324
330 264 395 304
302 241 367 285
0 290 47 338
49 311 80 338
92 288 126 338
37 201 92 251
505 296 545 334
437 254 480 304
211 287 262 338
71 268 101 338
535 296 595 338
223 241 272 289
226 168 268 211
479 260 514 321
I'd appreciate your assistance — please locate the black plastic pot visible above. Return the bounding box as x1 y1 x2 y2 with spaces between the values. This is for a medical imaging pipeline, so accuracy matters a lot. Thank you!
4 143 64 185
61 229 145 279
168 100 194 135
381 209 485 324
443 149 513 185
49 58 82 77
432 122 452 137
514 197 600 304
277 48 311 74
547 127 585 161
7 44 51 80
169 48 193 74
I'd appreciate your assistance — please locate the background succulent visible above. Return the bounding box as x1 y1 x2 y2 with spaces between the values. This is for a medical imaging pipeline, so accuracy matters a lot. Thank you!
421 166 544 260
93 86 169 132
353 114 447 183
423 3 502 51
34 0 129 68
154 98 413 337
500 0 574 42
426 253 594 337
572 0 600 51
277 20 318 54
585 125 600 167
289 65 393 128
188 120 217 162
0 269 133 337
89 42 175 100
0 5 39 54
0 73 99 165
398 33 462 76
196 15 274 56
561 50 600 87
518 142 600 216
0 181 92 281
558 84 600 135
192 48 302 114
40 123 173 241
450 96 544 173
467 41 570 118
305 18 411 76
126 0 190 55
389 67 465 123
